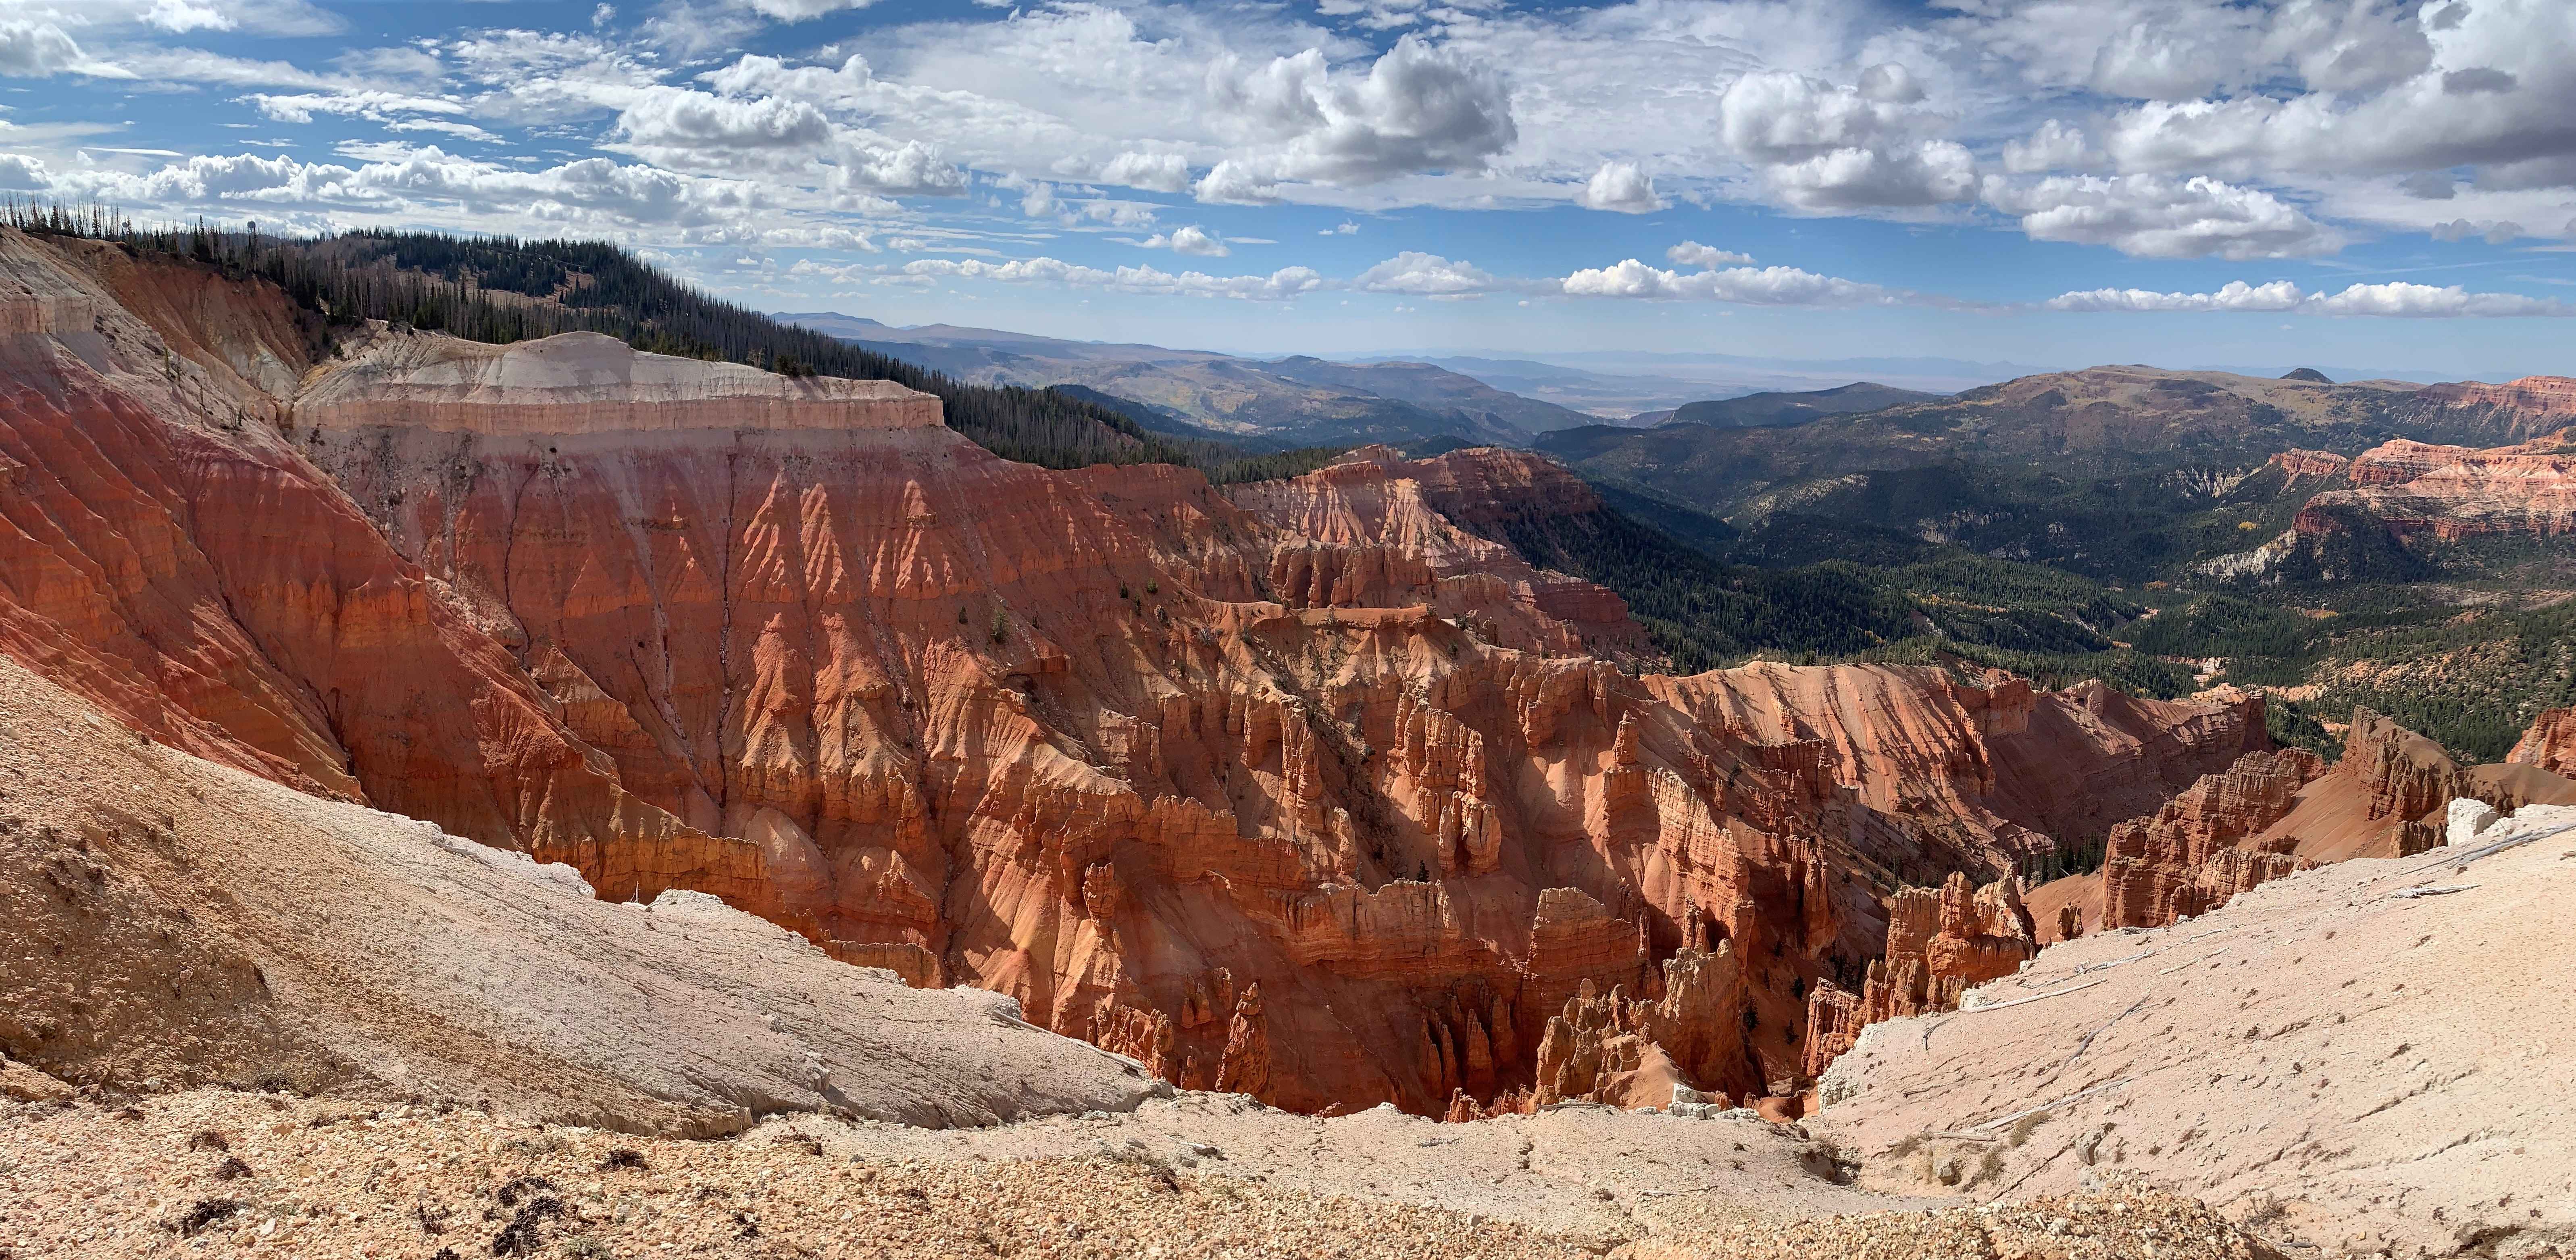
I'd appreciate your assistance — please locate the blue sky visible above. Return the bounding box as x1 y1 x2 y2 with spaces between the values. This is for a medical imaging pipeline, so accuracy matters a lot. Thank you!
5 0 2576 377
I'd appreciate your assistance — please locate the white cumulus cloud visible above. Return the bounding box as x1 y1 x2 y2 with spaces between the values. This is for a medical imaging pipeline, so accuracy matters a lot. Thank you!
1201 34 1516 188
1666 241 1755 267
614 87 833 152
1982 173 2341 259
1142 225 1229 256
1575 160 1663 213
1354 251 1496 297
2048 279 2572 317
1714 68 1976 210
1560 259 1903 306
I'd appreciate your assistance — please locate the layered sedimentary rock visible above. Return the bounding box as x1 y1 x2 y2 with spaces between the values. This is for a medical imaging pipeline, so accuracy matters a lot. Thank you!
1800 873 2037 1079
2290 433 2576 542
2334 709 2477 845
2510 707 2576 777
1812 704 2576 1088
292 329 943 435
0 234 729 897
1656 666 2264 962
2120 710 2451 917
2412 374 2576 440
1227 445 1650 659
1514 941 1753 1114
2075 708 2562 941
0 227 2276 1117
2268 449 2350 483
0 653 1162 1136
2097 749 2326 931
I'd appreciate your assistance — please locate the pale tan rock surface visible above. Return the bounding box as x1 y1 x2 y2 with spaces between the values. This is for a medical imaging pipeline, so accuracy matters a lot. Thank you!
1811 804 2576 1258
0 1082 2283 1259
295 326 943 434
0 654 1160 1136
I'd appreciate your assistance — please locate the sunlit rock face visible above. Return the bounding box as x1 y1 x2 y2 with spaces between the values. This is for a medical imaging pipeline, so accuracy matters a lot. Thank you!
2295 433 2576 543
0 228 2270 1115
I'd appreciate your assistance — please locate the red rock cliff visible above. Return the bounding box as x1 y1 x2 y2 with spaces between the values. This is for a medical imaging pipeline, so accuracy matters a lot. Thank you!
2414 375 2576 439
2293 433 2576 542
2097 749 2325 931
2511 707 2576 778
1801 871 2037 1080
0 228 2279 1117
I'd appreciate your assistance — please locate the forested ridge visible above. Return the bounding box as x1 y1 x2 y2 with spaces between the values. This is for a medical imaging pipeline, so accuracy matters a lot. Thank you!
4 200 1335 477
1475 495 2170 683
2136 589 2576 760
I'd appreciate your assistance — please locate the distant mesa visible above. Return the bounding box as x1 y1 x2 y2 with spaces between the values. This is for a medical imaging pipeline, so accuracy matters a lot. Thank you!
1664 381 1942 429
2280 367 2334 383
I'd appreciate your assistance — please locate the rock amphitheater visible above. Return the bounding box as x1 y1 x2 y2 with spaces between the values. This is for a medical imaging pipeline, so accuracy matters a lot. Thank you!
2 226 2569 1257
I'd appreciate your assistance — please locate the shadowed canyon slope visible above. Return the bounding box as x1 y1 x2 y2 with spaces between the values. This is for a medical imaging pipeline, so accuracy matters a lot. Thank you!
0 229 2269 1117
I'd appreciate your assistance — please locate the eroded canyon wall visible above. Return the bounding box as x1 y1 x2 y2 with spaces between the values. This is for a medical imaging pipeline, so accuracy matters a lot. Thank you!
0 228 2274 1117
2293 432 2576 543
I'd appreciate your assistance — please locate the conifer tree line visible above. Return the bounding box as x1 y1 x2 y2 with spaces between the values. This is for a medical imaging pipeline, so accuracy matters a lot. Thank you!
0 198 1343 481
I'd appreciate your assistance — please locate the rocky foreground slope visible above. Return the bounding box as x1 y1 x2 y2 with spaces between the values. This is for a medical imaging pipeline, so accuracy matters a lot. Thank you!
0 227 2271 1118
1812 802 2576 1259
0 1083 2286 1259
0 653 1158 1135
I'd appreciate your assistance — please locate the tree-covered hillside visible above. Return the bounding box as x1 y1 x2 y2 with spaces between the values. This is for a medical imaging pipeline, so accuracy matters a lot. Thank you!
7 202 1247 473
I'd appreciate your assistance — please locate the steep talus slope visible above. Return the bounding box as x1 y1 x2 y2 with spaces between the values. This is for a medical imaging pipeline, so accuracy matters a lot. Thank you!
0 653 1160 1136
0 227 2269 1122
1655 666 2263 874
1812 803 2576 1259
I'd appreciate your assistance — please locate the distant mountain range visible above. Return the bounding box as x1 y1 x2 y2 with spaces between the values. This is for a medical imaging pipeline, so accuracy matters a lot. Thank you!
2188 363 2479 385
1533 364 2451 526
1341 350 2053 412
777 312 1604 448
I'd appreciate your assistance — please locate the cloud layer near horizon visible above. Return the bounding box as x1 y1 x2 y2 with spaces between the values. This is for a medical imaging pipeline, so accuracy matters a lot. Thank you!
4 0 2573 328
